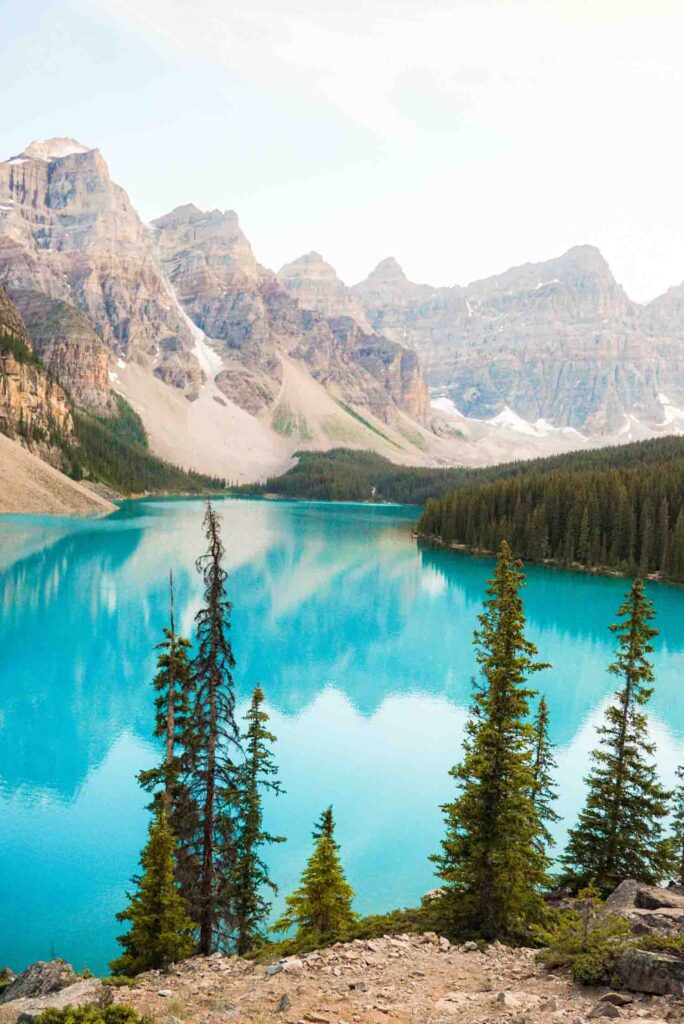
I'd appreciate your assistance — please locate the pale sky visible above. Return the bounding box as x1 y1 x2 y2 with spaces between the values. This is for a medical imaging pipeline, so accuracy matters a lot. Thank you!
4 0 684 300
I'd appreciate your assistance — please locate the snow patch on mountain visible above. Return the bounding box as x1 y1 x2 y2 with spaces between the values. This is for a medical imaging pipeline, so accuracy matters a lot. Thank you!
657 392 684 427
488 407 543 436
431 396 464 418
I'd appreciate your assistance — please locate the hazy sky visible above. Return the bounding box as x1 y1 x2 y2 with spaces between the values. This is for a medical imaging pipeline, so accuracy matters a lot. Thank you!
4 0 684 299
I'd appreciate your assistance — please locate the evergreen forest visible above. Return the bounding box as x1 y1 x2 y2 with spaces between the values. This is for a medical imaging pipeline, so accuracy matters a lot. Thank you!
417 437 684 580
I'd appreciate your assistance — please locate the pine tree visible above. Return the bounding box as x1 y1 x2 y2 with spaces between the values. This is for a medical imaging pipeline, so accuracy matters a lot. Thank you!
531 696 560 852
312 806 338 847
190 501 241 954
670 766 684 886
432 540 550 942
273 815 356 942
232 687 285 955
110 806 195 976
138 573 200 915
561 579 671 894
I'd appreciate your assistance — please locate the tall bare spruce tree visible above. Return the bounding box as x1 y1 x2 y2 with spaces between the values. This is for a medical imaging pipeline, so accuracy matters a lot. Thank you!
191 501 241 953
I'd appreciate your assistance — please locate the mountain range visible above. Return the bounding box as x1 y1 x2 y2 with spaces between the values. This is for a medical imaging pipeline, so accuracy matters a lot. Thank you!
1 136 684 492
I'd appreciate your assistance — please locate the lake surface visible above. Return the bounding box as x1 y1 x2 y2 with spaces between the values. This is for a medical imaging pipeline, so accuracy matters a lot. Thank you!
0 497 683 973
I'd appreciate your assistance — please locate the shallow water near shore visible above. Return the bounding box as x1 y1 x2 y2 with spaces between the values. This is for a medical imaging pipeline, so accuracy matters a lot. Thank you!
1 497 683 974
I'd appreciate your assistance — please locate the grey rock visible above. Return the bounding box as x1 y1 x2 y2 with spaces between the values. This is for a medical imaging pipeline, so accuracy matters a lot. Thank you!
281 957 304 973
276 993 291 1012
495 990 541 1010
9 979 107 1023
588 1001 623 1018
265 963 283 976
349 982 368 992
606 881 684 934
600 993 634 1007
0 961 76 1005
211 1005 237 1020
619 948 684 996
157 989 174 997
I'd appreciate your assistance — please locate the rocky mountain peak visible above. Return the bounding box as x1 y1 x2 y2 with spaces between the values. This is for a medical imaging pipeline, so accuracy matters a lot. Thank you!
17 138 92 162
277 252 372 330
278 251 339 283
561 243 609 268
364 257 408 283
153 204 259 281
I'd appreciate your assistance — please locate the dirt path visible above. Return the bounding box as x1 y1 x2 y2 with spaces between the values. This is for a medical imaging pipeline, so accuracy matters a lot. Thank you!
114 935 673 1024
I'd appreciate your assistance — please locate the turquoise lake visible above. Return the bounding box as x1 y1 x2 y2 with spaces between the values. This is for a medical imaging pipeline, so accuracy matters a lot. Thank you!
0 497 683 974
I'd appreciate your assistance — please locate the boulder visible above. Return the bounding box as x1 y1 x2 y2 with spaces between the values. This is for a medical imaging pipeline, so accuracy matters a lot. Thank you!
0 962 76 1005
6 979 108 1023
587 1001 622 1018
495 990 541 1010
605 881 684 934
618 948 684 996
599 993 634 1007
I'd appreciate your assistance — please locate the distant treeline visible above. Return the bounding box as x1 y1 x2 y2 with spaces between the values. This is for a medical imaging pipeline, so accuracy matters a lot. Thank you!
64 396 227 497
248 449 474 503
247 437 684 510
418 436 684 581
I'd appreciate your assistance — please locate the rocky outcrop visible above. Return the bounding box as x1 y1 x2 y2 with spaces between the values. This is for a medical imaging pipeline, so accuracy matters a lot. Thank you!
9 290 114 415
0 286 73 463
0 960 110 1024
11 979 107 1023
619 949 684 996
0 961 75 1004
0 139 201 396
605 880 684 934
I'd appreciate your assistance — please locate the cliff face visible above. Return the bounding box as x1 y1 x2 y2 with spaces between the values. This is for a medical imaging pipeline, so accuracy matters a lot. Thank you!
0 286 73 464
9 290 114 415
350 247 674 433
0 139 201 396
152 204 430 424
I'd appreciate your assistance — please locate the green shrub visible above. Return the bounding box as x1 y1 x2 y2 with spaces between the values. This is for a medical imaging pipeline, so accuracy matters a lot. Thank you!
633 933 684 957
538 887 631 986
249 901 439 962
569 950 622 986
101 977 137 988
34 1006 152 1024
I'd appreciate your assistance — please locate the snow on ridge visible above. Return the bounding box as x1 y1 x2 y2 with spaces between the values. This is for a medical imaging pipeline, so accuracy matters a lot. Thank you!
431 396 464 418
488 406 541 436
534 278 560 290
